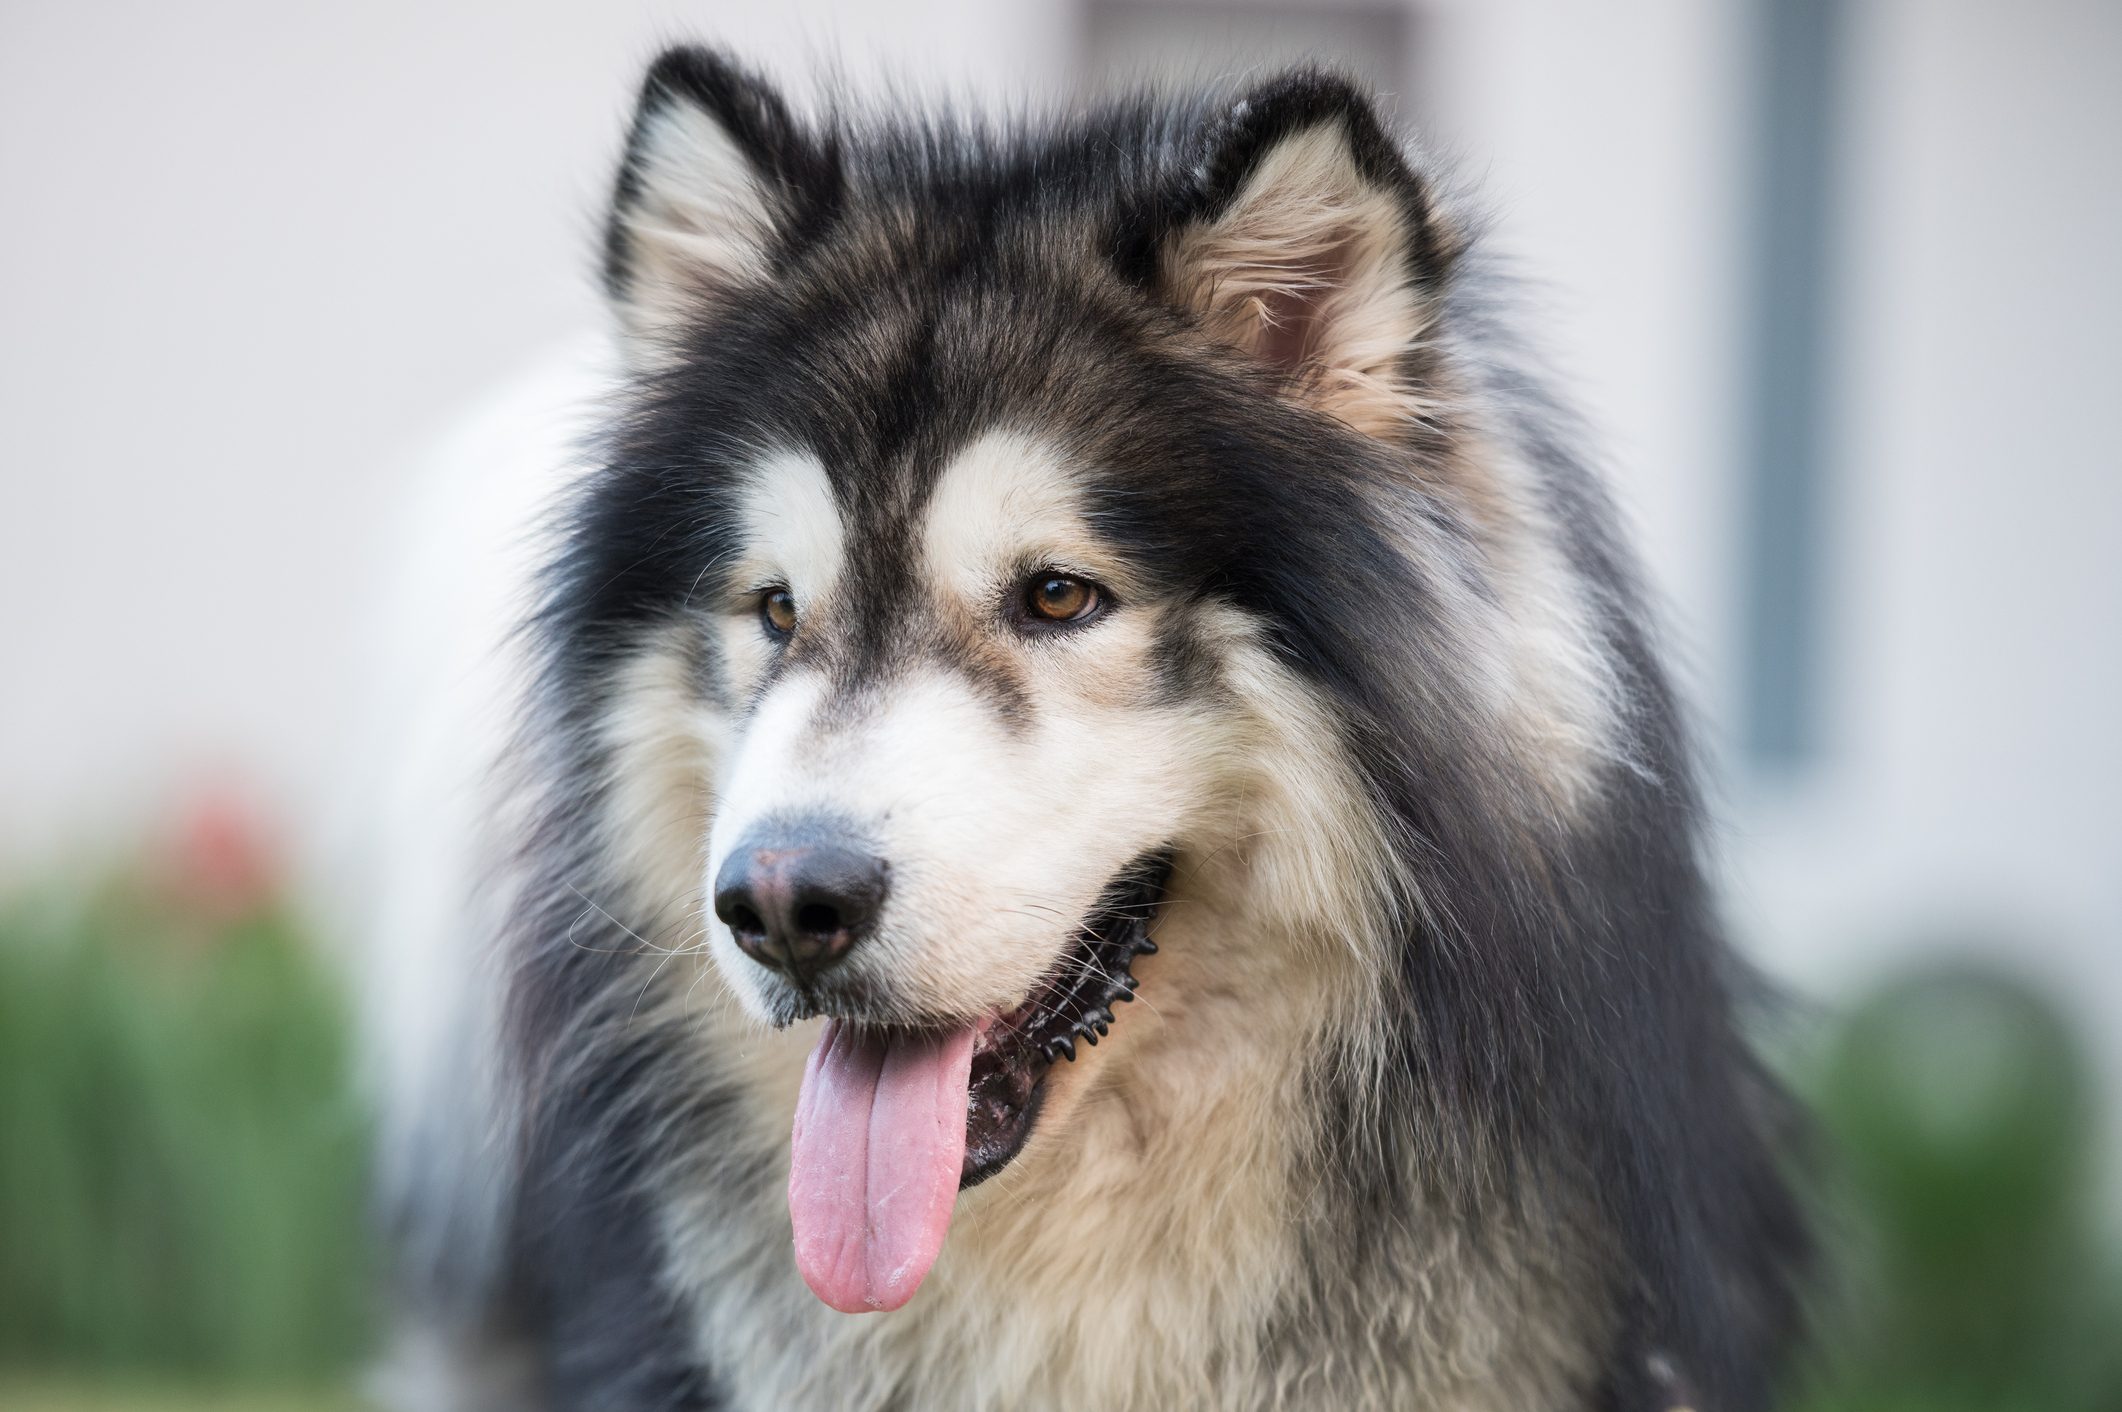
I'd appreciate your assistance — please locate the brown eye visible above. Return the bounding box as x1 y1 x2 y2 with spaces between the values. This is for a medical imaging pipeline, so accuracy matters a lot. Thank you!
760 588 797 636
1023 574 1101 625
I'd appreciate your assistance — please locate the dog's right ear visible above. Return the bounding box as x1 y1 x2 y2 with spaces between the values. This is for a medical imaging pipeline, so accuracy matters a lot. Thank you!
603 48 837 345
1141 71 1458 439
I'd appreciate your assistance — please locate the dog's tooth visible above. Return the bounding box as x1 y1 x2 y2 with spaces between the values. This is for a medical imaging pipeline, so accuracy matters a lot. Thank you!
1054 1034 1076 1062
1079 1024 1098 1046
1133 937 1158 956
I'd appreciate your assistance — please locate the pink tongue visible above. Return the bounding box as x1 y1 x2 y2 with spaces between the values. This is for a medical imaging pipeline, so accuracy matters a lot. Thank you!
788 1019 975 1313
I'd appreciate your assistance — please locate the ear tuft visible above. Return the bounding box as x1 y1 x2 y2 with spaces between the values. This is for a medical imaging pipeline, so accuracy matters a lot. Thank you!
603 48 837 343
1161 71 1454 439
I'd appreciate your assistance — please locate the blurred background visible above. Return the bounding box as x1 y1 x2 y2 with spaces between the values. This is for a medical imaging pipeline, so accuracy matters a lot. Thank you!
2 1 2117 1408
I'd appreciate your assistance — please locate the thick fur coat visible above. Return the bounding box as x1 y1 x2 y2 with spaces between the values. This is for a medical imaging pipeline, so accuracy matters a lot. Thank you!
360 48 1807 1412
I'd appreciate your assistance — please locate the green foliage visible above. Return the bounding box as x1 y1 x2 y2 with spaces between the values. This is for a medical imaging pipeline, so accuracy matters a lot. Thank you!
0 881 374 1385
1791 966 2122 1412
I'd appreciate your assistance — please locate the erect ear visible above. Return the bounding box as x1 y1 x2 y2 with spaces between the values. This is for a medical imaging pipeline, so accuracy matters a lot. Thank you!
602 48 838 345
1158 72 1456 439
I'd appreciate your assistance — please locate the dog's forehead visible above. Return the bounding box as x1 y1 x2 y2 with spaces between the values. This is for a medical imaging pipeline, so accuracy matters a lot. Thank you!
751 227 1140 460
734 431 1102 592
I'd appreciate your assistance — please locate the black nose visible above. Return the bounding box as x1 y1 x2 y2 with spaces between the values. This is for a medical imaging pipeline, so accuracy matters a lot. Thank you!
713 825 888 983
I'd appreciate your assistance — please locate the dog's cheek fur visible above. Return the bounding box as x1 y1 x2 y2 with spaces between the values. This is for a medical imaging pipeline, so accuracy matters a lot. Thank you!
593 626 730 917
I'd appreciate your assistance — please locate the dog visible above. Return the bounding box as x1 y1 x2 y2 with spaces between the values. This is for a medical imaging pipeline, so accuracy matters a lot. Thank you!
356 46 1808 1412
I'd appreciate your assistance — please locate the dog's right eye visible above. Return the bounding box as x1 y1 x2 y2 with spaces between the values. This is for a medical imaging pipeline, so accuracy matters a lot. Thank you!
760 588 797 637
1016 572 1107 630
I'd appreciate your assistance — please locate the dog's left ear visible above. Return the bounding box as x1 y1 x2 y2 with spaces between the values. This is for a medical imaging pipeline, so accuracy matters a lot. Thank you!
1154 72 1456 438
603 47 839 347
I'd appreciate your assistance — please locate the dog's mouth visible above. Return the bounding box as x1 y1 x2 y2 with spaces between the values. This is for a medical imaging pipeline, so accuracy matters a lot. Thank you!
785 854 1169 1315
962 854 1167 1186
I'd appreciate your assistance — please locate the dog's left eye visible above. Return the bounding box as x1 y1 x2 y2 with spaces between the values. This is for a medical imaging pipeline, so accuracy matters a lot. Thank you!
1019 573 1104 627
760 587 798 637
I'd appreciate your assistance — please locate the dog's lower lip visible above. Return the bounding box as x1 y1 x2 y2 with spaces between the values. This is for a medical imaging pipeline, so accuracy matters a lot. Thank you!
954 853 1170 1188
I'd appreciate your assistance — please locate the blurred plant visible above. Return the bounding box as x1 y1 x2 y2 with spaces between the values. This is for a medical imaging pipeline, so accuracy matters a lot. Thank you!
1793 963 2122 1412
0 817 373 1387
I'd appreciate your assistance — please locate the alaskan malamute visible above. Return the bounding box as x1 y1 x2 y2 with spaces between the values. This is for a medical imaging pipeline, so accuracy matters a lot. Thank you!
359 46 1807 1412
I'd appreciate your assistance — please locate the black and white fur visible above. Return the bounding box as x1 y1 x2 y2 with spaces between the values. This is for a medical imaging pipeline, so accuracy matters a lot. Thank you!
360 47 1807 1412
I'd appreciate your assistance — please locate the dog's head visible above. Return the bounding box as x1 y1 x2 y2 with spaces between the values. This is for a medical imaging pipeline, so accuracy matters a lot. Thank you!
556 49 1605 1312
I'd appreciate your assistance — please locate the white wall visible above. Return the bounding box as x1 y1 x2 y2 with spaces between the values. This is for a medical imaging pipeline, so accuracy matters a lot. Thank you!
1730 0 2122 1095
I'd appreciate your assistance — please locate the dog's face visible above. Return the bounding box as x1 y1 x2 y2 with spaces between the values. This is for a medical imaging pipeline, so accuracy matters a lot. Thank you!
560 52 1608 1310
